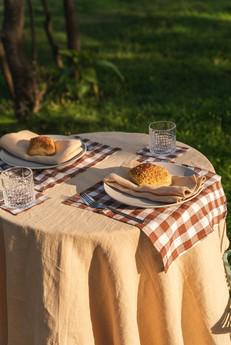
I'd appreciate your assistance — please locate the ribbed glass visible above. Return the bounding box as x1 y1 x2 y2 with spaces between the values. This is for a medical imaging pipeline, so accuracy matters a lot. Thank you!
1 167 35 208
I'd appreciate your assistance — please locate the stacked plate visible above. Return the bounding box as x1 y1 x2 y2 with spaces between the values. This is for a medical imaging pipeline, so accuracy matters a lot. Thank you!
0 135 86 170
104 162 202 208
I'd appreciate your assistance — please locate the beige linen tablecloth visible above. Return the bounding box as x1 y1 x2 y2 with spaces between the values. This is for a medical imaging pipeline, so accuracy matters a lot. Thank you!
0 132 230 345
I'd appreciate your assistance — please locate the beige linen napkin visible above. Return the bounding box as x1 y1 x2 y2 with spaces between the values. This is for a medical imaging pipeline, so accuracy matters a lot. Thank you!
104 170 206 203
0 130 83 165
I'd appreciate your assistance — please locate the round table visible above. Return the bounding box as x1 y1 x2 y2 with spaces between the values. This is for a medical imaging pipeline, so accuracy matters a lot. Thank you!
0 132 230 345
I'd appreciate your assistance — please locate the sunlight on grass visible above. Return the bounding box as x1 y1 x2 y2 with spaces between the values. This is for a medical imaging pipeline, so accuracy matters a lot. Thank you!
213 56 231 67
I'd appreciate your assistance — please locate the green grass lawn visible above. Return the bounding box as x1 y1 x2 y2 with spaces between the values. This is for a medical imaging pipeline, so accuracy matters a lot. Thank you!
0 0 231 236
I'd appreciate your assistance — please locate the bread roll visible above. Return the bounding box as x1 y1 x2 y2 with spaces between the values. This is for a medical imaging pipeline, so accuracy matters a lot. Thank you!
129 163 171 187
27 136 56 156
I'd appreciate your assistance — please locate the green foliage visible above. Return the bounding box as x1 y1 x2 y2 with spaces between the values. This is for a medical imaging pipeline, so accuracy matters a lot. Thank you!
47 50 123 100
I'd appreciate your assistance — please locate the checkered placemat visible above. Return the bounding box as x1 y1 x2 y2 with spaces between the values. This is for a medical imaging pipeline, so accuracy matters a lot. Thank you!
63 168 226 271
31 138 120 192
0 138 120 213
0 192 48 215
137 145 189 162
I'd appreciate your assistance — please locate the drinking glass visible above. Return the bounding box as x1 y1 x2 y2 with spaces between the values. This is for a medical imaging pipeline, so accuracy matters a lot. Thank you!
1 167 35 208
149 121 176 155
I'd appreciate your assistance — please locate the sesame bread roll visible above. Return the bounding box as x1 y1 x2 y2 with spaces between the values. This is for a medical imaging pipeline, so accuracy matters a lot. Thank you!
129 163 171 187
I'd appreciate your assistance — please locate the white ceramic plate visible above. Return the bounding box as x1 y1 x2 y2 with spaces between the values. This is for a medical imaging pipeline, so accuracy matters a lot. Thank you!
104 162 203 208
0 135 86 170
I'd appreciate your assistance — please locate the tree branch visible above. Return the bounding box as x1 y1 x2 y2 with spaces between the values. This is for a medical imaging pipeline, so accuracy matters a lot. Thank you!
0 38 14 98
27 0 36 64
41 0 63 68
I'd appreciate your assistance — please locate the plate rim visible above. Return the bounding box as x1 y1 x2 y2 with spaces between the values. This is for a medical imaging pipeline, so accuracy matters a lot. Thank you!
103 162 202 209
0 135 86 170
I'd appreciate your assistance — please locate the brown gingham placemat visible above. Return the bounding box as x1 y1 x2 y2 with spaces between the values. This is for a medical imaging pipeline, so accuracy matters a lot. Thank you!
31 138 120 192
0 192 48 215
0 137 120 213
63 168 226 271
137 145 189 162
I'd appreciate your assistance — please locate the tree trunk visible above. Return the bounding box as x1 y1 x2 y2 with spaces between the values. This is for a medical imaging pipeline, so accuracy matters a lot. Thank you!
2 0 42 118
63 0 80 51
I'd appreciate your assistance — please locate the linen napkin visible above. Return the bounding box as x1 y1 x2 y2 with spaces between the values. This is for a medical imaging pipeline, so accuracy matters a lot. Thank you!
0 130 83 165
104 169 206 203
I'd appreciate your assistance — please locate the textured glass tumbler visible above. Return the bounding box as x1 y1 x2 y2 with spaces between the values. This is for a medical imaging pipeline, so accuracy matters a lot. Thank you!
1 167 35 208
149 121 176 155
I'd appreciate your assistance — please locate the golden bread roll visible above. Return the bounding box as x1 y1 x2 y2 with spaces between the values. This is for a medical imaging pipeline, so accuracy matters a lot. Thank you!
27 136 56 156
129 163 171 187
